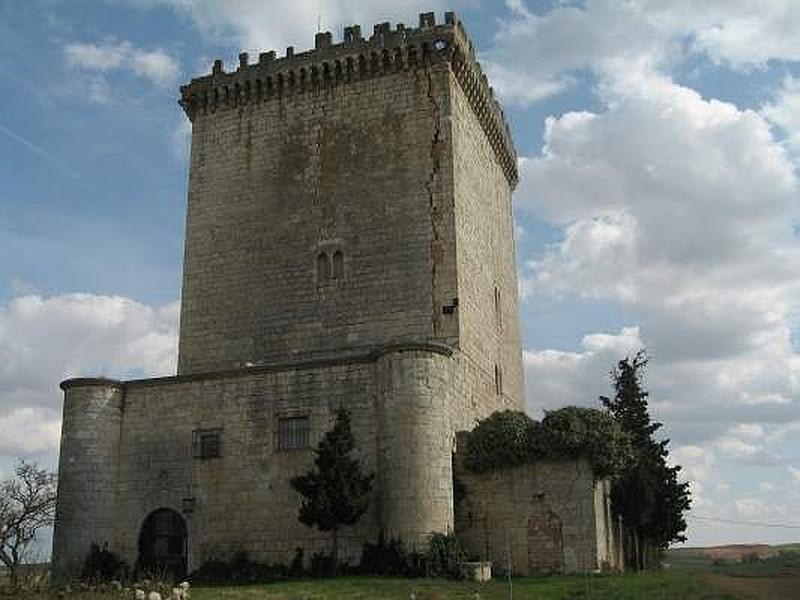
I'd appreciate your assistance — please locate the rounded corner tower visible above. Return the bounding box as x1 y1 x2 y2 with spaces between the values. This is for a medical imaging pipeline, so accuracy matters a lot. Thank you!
53 10 525 574
52 378 124 578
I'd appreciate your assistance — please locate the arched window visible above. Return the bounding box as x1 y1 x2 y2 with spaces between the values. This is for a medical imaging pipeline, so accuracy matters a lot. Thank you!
317 252 330 282
332 250 344 279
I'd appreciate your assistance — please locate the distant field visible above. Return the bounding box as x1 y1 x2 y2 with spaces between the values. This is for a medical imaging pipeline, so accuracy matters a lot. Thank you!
666 544 800 600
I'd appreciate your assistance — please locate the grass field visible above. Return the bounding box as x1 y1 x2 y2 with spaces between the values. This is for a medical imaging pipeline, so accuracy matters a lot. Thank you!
7 548 800 599
3 572 740 599
187 573 738 600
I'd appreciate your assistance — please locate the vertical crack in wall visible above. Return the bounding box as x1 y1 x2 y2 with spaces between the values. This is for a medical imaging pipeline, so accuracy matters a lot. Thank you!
422 64 444 336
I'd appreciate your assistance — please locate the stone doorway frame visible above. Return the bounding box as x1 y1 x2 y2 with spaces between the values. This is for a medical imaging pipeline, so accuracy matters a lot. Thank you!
137 508 188 579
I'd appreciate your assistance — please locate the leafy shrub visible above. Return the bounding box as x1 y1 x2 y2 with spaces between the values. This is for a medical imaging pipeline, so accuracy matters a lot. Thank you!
81 543 128 583
188 551 288 584
542 406 634 478
424 532 467 579
465 408 633 479
741 552 763 564
360 531 422 576
309 552 336 577
289 547 305 577
359 531 466 579
464 410 532 473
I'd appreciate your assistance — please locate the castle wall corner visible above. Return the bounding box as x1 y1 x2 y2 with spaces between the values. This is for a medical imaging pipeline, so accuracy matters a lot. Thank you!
52 379 124 581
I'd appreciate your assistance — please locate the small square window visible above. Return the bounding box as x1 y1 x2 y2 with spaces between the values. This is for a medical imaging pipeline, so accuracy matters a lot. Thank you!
278 416 310 451
192 428 222 459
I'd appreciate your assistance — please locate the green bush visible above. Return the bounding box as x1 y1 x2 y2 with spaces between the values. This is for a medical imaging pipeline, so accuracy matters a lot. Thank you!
465 408 633 480
81 543 129 583
463 410 532 472
359 531 419 576
309 552 337 577
359 531 466 579
424 533 467 579
188 551 288 584
288 547 305 577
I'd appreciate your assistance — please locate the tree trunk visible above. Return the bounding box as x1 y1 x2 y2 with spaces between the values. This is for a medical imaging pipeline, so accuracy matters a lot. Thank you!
642 536 648 570
8 564 18 588
332 527 339 575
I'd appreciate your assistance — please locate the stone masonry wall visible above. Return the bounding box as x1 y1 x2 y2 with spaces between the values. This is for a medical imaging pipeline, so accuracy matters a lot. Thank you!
178 60 458 375
53 345 523 579
454 447 614 575
112 359 380 573
450 71 524 409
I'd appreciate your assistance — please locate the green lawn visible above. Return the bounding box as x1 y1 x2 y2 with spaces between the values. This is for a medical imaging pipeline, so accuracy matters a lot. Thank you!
184 573 736 600
1 571 746 599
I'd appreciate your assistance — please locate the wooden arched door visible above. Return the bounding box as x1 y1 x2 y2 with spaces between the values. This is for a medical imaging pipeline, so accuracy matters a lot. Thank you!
137 508 187 579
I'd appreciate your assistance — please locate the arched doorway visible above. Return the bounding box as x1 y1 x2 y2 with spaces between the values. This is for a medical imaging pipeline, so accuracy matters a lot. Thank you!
138 509 187 579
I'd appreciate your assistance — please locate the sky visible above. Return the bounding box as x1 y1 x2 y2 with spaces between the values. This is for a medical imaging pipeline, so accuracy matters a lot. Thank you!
2 0 800 549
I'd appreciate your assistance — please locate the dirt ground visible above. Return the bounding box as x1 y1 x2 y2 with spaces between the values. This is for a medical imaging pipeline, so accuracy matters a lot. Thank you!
704 572 800 600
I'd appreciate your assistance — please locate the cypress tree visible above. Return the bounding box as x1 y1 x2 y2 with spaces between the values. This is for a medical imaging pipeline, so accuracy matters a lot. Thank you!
290 409 374 571
600 351 691 569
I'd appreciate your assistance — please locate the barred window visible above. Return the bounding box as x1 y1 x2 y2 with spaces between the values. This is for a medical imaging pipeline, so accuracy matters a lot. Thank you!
278 416 310 450
192 428 221 459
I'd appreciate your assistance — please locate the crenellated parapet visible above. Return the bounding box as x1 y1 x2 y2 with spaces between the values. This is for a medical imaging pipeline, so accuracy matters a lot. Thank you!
178 11 518 187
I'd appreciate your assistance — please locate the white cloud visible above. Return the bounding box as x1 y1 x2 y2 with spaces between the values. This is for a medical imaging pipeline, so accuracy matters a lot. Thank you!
732 497 772 521
0 408 61 456
518 68 800 443
762 75 800 156
10 278 38 296
683 1 800 68
485 0 674 105
64 40 180 90
671 444 715 484
0 292 178 460
487 0 800 105
132 0 451 59
789 465 800 481
170 116 192 163
523 326 642 413
64 42 128 70
729 424 765 440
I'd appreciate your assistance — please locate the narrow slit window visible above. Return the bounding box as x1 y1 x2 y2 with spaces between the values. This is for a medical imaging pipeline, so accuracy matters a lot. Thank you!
278 416 310 450
494 364 503 396
494 285 502 327
317 252 330 282
332 251 344 279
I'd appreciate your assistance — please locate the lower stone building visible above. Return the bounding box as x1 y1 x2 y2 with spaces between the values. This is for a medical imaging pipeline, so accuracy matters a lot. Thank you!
454 439 622 575
53 345 518 578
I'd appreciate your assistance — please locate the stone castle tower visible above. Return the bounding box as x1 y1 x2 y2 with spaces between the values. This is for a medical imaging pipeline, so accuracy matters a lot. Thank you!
52 11 524 579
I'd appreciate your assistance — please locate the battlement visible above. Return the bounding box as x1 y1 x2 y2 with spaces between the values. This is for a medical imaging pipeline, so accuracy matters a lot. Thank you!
178 11 517 187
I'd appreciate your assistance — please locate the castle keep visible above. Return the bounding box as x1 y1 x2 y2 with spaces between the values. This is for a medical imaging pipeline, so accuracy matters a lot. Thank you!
52 11 617 579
